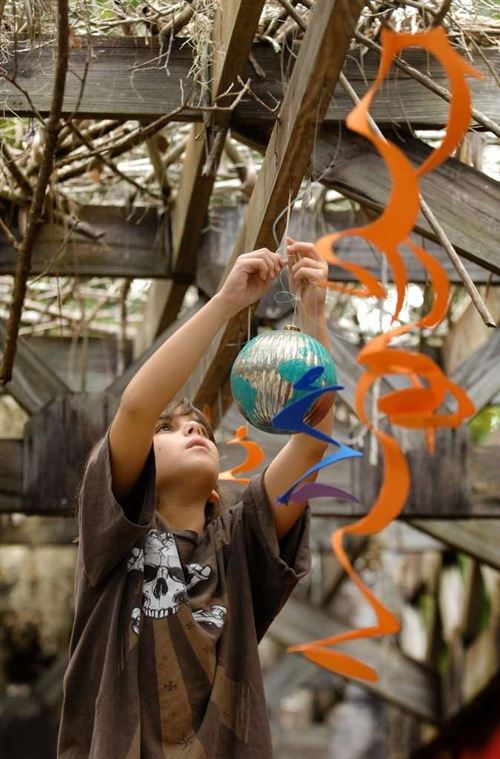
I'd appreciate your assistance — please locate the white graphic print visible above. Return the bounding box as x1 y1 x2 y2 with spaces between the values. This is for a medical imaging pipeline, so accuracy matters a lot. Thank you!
192 605 227 629
185 563 211 589
142 530 187 619
127 547 144 573
126 529 224 634
130 606 141 635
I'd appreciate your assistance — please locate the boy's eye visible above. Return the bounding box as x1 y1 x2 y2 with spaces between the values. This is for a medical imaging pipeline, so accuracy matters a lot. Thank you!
156 423 172 432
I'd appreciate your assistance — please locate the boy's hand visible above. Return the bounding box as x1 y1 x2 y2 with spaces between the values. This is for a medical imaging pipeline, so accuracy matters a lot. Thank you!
286 237 328 316
218 248 287 312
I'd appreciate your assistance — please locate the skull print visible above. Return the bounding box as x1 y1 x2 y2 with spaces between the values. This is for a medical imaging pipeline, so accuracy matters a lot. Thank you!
141 529 188 619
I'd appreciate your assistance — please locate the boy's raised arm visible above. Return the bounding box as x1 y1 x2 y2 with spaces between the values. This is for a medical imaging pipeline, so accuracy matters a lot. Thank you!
109 249 285 504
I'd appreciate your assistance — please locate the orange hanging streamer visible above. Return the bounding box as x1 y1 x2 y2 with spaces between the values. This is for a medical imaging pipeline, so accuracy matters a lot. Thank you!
290 27 480 682
218 425 265 484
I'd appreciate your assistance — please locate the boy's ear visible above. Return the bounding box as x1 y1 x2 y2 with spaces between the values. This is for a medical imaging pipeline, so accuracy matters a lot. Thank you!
209 489 220 504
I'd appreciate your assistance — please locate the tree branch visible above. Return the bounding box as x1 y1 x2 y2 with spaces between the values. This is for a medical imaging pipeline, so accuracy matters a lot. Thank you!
0 0 70 385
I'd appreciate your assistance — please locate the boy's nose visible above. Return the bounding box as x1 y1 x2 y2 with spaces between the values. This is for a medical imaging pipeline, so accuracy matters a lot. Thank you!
185 420 202 436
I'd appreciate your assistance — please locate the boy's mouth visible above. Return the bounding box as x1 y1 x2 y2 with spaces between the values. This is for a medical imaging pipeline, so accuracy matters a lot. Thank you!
186 437 210 451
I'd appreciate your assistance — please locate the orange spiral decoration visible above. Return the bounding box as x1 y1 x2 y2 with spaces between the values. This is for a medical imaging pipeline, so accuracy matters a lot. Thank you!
287 27 481 682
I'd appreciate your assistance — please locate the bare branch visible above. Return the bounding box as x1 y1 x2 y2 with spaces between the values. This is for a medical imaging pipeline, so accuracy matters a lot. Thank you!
0 0 70 385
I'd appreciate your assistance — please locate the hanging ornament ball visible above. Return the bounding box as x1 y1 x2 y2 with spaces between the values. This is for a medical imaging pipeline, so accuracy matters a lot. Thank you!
230 325 337 434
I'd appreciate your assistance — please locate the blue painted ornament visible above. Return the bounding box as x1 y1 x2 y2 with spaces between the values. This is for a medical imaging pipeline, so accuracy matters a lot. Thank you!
230 324 338 434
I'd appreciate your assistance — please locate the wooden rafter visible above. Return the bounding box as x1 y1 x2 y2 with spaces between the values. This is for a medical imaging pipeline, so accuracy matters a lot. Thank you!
2 203 496 285
408 519 500 571
133 0 266 358
1 38 499 127
233 126 500 276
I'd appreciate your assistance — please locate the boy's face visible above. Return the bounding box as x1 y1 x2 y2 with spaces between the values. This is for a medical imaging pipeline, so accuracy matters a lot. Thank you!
152 412 219 490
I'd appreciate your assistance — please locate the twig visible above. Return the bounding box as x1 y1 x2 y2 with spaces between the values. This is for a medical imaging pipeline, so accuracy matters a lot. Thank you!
0 217 20 250
354 30 500 140
432 0 452 27
57 81 250 184
339 72 496 329
67 122 165 201
0 0 70 385
0 141 32 196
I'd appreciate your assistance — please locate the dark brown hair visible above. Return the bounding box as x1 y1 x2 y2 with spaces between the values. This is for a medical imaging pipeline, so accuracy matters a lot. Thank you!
72 396 225 544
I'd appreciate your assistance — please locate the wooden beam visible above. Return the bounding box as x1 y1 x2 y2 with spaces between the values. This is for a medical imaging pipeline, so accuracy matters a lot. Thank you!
196 207 497 295
0 320 70 413
268 597 441 723
181 0 365 422
449 327 500 415
133 1 266 358
234 125 500 275
3 202 494 286
0 203 169 279
408 520 500 571
1 37 499 126
315 129 500 276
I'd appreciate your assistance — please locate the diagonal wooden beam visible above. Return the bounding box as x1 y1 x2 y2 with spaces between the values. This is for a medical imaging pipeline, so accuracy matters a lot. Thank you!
233 126 500 276
268 597 441 723
407 519 500 571
449 326 500 414
132 0 266 358
0 320 70 413
315 130 500 276
180 0 365 421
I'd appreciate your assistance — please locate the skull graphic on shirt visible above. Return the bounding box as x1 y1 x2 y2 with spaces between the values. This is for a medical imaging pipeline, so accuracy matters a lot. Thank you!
141 529 188 619
127 529 215 634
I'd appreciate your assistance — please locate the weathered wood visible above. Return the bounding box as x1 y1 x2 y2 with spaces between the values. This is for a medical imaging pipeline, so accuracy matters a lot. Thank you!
133 1 266 358
0 203 169 279
196 207 496 298
357 427 500 519
449 327 500 415
0 320 70 413
268 597 441 723
314 129 500 276
409 519 500 571
182 0 365 422
0 438 23 512
21 393 110 515
1 37 499 126
3 201 493 286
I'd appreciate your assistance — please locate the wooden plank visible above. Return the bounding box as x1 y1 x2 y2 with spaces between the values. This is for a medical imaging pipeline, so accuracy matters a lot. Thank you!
449 327 500 415
268 597 441 723
1 37 499 126
314 129 500 275
133 1 266 358
196 207 497 298
3 202 493 286
356 428 500 519
0 320 70 413
0 203 169 278
21 393 110 515
0 439 23 512
181 0 365 422
408 520 500 571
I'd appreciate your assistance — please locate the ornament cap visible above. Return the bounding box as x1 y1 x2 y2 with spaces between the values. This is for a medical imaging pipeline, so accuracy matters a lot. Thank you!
283 324 301 332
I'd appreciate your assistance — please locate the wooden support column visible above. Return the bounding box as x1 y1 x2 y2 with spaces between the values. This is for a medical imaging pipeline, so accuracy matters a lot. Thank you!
180 0 365 421
132 1 266 358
